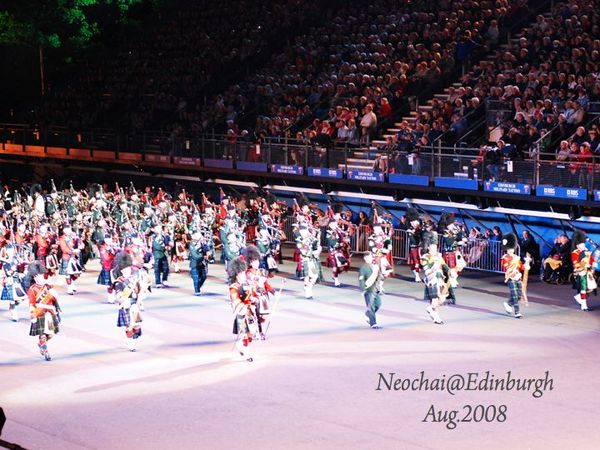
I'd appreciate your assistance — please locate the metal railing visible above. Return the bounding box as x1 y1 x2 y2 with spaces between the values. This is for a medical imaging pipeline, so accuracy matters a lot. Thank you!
3 122 600 196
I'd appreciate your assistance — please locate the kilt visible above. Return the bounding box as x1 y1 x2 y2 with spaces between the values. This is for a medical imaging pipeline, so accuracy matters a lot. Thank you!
59 259 69 275
507 280 522 305
301 258 322 281
443 251 457 268
423 283 440 303
97 268 112 286
409 247 420 270
572 273 589 293
232 313 258 335
29 313 60 336
1 286 14 301
117 308 131 328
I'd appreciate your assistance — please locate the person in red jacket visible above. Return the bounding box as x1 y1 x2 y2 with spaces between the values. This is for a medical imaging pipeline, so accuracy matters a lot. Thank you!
27 261 61 361
571 230 594 312
97 235 117 303
58 224 77 295
501 233 530 319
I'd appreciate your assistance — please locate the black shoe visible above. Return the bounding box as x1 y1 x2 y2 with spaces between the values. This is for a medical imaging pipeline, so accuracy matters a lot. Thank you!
44 353 52 361
246 357 253 362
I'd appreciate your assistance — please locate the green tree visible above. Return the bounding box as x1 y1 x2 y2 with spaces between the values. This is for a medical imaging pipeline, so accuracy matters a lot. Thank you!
0 1 145 95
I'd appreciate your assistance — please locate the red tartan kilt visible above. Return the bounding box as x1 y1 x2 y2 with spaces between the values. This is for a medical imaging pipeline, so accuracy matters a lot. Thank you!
443 251 457 268
293 248 301 262
409 247 420 268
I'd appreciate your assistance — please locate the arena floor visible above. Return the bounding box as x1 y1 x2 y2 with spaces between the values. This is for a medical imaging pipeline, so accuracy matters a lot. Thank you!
1 255 600 450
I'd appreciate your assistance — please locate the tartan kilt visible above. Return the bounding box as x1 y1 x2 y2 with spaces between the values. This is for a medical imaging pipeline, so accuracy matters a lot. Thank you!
301 258 322 280
1 286 14 301
423 283 440 303
58 259 69 275
117 309 131 328
29 314 60 336
409 247 420 269
507 279 522 305
572 273 588 293
97 268 112 286
443 251 457 268
232 314 258 335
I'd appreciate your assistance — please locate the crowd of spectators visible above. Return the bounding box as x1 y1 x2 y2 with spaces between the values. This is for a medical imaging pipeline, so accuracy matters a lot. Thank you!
211 0 526 146
462 0 600 175
37 0 320 134
25 0 536 165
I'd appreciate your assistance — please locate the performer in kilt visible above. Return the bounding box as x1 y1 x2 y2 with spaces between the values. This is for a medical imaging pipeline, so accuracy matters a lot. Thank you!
501 233 529 318
368 218 393 294
1 244 28 321
27 261 61 361
326 204 351 287
228 256 258 362
296 223 322 299
97 234 117 303
405 208 422 283
420 228 450 324
571 230 595 312
113 251 142 351
438 213 467 305
245 245 276 340
58 224 82 295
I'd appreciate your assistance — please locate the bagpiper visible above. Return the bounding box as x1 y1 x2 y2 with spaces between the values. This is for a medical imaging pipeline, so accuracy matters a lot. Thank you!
296 223 322 299
113 251 143 351
438 212 467 305
228 256 258 362
97 234 117 303
405 207 422 283
1 243 27 321
26 261 61 361
245 245 276 339
368 206 393 293
571 230 595 312
326 204 351 287
420 226 451 324
501 233 530 318
151 223 170 288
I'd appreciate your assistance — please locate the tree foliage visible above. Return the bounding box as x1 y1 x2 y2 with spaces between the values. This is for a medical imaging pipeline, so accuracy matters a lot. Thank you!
0 0 144 49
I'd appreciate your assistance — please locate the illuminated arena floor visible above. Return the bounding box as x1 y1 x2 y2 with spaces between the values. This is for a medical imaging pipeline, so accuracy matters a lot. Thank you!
1 256 600 449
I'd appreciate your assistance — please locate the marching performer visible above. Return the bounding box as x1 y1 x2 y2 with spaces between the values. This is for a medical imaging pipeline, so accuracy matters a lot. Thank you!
26 261 61 361
296 223 322 299
1 244 27 321
97 235 117 303
58 224 83 295
189 229 210 296
405 208 422 283
368 208 393 293
326 204 351 287
113 251 143 351
359 252 382 329
501 233 530 318
228 256 258 362
571 230 595 312
256 228 279 275
439 213 467 305
420 227 451 324
151 223 170 288
245 245 276 339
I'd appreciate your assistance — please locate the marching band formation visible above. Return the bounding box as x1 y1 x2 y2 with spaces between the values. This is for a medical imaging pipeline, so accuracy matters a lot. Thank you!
0 180 596 361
